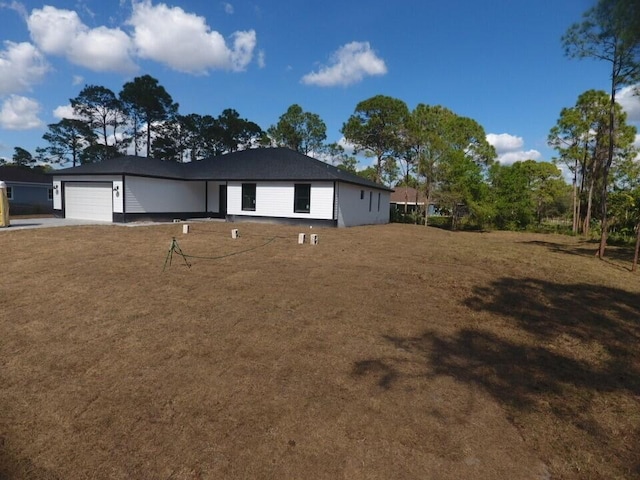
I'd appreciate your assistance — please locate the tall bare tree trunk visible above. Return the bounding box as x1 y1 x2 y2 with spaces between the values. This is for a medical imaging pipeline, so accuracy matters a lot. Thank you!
576 196 582 233
597 83 617 259
404 187 408 216
632 221 640 272
577 143 590 234
423 181 432 227
572 157 579 233
583 178 595 236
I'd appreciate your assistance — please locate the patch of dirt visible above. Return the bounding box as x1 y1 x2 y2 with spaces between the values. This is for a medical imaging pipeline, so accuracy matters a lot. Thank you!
1 223 638 479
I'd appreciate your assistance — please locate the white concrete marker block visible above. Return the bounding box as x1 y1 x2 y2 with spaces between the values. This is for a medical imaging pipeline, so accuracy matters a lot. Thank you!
182 224 189 234
310 234 318 245
298 233 306 244
231 229 239 239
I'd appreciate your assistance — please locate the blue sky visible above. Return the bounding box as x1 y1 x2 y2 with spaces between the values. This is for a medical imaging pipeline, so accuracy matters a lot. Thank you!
1 0 639 170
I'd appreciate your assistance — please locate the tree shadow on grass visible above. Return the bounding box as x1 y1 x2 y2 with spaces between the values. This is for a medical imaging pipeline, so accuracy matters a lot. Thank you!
352 278 640 475
523 239 635 267
0 440 61 480
464 278 640 349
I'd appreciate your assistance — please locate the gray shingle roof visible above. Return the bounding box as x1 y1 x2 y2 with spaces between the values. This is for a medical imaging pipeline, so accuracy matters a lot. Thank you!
52 155 185 179
0 166 52 184
51 148 392 191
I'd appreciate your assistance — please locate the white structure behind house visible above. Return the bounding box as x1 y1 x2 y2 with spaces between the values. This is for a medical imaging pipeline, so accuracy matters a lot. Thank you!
336 183 390 227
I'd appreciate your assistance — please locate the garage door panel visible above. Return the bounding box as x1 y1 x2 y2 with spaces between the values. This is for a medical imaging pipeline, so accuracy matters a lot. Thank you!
65 183 113 222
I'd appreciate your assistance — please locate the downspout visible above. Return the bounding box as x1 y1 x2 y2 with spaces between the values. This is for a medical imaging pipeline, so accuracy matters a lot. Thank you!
61 181 66 217
332 181 337 221
205 181 208 215
122 175 126 223
334 182 339 227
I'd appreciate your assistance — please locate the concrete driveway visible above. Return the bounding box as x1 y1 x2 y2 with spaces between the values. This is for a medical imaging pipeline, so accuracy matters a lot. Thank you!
0 217 112 231
1 217 225 231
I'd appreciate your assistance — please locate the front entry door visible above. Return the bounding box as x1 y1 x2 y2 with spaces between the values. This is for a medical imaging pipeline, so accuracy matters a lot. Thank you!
219 185 227 217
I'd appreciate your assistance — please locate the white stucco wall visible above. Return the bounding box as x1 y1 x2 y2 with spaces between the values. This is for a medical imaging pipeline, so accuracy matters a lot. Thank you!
52 175 123 213
52 174 390 227
227 181 334 220
336 182 390 227
125 176 205 213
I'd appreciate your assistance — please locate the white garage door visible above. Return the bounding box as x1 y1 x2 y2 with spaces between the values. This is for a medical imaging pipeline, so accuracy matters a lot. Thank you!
65 182 113 222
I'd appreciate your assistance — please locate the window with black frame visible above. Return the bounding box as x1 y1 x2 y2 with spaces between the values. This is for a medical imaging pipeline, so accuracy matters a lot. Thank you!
242 183 256 211
294 183 311 213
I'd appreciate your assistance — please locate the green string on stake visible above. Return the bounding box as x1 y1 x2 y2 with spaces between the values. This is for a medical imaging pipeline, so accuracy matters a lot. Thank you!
163 236 277 272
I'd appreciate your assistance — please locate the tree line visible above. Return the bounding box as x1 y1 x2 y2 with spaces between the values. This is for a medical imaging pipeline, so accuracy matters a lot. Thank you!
5 81 575 233
3 78 632 246
556 0 640 266
34 75 270 166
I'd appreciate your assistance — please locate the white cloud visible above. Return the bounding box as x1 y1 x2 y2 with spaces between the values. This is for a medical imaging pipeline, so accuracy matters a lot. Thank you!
0 95 42 129
337 136 357 154
128 0 256 73
0 41 49 94
496 149 542 165
257 50 266 68
222 2 234 14
301 41 387 87
70 26 136 72
486 132 541 164
27 5 136 73
72 75 84 86
486 133 523 153
618 85 640 123
27 6 81 54
229 30 257 71
0 1 28 19
53 104 81 120
556 162 574 184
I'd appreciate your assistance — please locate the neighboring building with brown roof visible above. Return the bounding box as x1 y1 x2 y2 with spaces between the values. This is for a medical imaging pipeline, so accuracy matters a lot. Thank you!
390 186 426 214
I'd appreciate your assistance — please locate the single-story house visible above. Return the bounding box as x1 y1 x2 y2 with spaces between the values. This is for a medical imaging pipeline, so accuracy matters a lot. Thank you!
0 166 53 214
390 186 426 214
51 147 392 227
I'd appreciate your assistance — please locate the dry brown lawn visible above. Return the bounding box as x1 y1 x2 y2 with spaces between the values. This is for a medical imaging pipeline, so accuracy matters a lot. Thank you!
1 222 639 480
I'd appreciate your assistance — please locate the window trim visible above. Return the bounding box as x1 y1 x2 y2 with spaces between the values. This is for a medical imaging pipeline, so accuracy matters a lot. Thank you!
241 183 256 211
377 192 381 212
6 186 13 200
369 191 372 212
293 183 311 214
